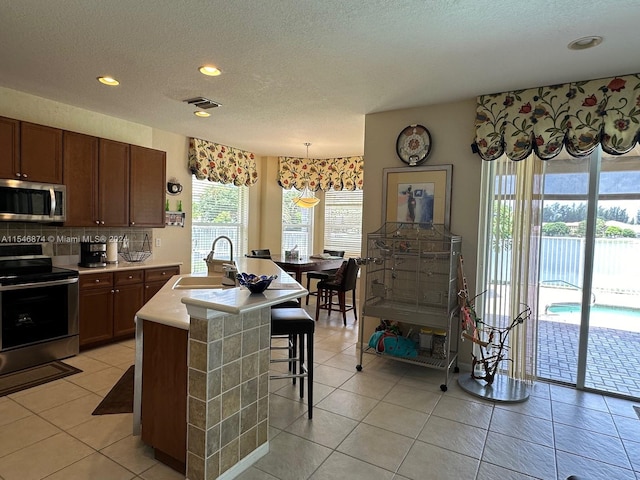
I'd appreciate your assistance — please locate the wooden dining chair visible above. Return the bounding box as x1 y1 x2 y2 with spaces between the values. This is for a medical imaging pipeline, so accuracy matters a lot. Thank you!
315 258 359 325
247 249 271 258
305 250 345 305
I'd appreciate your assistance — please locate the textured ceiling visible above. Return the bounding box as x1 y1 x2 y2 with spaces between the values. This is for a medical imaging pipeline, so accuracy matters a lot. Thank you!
1 0 639 158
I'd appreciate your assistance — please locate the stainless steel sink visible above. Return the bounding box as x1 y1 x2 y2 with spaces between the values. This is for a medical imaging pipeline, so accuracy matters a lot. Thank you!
172 276 229 289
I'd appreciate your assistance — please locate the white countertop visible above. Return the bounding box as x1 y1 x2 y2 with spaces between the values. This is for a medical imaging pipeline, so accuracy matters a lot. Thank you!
134 258 307 329
59 259 182 274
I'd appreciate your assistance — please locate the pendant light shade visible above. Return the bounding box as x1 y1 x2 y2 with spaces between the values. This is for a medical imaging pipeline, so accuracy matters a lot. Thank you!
292 143 320 208
292 184 320 208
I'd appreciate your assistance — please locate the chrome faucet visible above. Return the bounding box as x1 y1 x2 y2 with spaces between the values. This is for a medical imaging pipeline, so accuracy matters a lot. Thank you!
209 235 234 262
206 236 237 284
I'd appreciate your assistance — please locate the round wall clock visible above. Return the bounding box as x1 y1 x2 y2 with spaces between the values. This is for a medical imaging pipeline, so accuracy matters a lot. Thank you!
396 124 432 166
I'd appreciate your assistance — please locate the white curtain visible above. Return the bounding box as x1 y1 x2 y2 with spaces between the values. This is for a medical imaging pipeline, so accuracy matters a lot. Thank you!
477 154 543 384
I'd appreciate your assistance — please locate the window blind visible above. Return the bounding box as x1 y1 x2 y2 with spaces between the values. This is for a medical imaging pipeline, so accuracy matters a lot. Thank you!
191 178 248 273
324 189 363 258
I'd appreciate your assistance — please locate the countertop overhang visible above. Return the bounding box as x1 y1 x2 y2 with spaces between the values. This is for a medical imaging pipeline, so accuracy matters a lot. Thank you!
134 258 307 329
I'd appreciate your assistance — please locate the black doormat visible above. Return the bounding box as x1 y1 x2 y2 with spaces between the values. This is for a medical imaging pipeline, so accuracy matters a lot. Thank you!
0 361 82 397
92 365 134 415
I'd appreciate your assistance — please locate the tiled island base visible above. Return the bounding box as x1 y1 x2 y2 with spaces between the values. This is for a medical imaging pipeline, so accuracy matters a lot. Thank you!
186 305 272 479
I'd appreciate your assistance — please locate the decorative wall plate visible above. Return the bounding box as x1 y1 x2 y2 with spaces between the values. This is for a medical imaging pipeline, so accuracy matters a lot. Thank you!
396 124 432 166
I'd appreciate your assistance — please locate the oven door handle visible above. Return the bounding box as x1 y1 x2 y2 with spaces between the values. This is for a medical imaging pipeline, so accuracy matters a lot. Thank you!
0 277 79 291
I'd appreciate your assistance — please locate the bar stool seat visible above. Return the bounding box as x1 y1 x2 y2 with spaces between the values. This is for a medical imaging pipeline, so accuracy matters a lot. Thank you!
270 307 314 419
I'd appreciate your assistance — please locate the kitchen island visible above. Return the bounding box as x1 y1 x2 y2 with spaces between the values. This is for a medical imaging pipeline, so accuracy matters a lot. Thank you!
133 258 306 480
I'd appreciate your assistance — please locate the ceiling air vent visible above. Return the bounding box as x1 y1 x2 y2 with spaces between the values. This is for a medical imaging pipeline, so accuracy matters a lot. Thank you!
184 97 221 109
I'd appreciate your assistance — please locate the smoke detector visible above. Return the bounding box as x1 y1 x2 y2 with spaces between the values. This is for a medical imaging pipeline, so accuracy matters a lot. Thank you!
184 97 221 109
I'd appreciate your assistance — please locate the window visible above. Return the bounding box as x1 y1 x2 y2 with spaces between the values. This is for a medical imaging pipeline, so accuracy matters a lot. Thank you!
191 178 248 273
282 189 313 257
324 189 363 258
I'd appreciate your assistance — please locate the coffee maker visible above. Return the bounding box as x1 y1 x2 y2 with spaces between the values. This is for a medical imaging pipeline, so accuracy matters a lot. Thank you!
79 242 107 268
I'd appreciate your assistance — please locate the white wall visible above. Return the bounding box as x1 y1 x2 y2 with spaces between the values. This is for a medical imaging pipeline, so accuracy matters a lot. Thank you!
362 98 482 364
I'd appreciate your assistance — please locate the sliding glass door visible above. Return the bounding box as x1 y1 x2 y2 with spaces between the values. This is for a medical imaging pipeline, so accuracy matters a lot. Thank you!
537 151 640 398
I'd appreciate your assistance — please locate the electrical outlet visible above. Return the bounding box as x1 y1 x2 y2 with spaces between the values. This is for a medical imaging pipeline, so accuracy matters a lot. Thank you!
155 238 161 247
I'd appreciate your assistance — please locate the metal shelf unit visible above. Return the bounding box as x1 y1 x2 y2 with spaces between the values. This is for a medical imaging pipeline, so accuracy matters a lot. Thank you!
357 223 461 391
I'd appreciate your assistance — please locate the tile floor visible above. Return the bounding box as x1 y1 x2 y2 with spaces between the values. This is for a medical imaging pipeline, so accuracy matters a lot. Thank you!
1 305 640 480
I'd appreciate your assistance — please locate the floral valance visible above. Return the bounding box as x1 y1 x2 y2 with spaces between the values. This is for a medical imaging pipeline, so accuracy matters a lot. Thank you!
277 156 364 191
188 137 258 186
474 73 640 161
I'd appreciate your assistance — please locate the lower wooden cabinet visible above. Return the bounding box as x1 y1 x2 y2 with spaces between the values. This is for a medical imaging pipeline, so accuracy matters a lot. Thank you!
144 266 180 302
141 320 188 472
79 264 180 347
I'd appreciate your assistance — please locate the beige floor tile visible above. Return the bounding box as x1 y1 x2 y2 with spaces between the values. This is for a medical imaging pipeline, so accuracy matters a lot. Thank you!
234 466 280 479
362 401 428 438
337 423 414 472
11 380 92 413
268 394 307 429
67 413 134 450
138 462 186 480
339 372 397 400
0 415 60 457
285 407 358 448
431 395 494 430
66 366 128 394
82 343 136 367
39 392 104 430
0 398 32 427
382 383 442 413
0 432 93 480
309 451 394 480
398 440 480 480
253 431 332 480
312 364 354 388
62 355 112 375
44 452 136 480
418 415 488 459
316 388 379 421
101 434 158 474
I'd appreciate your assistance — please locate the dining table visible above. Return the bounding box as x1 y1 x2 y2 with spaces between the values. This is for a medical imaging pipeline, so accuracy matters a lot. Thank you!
271 254 345 284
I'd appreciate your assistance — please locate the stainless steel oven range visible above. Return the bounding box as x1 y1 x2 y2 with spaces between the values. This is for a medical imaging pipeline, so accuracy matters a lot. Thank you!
0 244 79 375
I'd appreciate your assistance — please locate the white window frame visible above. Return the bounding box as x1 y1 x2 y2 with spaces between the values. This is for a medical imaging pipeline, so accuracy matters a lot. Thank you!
191 178 249 273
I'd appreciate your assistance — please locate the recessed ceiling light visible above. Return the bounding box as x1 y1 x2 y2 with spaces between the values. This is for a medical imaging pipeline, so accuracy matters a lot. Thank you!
97 76 120 86
199 65 221 76
568 36 603 50
194 111 210 118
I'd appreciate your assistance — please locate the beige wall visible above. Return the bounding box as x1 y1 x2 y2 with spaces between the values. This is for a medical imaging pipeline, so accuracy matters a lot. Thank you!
361 99 482 363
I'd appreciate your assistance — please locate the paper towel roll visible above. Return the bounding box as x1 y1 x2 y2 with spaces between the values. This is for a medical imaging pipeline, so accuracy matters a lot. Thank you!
106 239 119 263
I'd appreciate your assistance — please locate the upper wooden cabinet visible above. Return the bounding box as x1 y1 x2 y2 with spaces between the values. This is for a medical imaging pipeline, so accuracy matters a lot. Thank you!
99 139 130 227
130 145 166 227
63 131 99 226
0 118 62 183
19 122 63 183
0 117 20 180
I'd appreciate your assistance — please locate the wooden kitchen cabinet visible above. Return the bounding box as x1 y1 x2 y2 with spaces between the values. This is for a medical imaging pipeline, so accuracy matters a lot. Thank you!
79 270 144 347
79 265 180 347
79 272 114 346
130 145 166 227
98 139 130 227
144 265 180 302
113 270 145 337
19 121 63 184
141 320 188 473
63 131 99 226
0 116 20 180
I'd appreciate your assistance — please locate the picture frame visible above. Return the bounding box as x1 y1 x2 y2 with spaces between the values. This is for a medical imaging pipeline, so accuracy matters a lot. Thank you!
165 211 185 227
382 165 452 229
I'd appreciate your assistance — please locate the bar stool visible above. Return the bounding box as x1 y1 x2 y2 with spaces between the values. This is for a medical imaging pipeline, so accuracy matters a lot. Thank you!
270 307 314 419
305 249 345 305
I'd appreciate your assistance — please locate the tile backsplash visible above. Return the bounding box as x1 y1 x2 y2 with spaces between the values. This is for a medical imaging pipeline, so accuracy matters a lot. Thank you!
0 222 153 265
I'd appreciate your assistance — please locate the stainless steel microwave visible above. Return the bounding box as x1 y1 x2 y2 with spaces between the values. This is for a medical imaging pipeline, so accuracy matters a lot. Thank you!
0 179 66 222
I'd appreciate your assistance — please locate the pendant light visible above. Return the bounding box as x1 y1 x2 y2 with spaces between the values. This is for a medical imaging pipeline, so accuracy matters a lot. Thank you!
292 143 320 208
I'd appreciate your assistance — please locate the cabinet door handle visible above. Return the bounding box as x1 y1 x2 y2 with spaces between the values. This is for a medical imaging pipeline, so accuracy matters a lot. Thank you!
95 279 100 283
162 272 166 275
131 222 135 226
15 172 20 177
22 173 28 178
115 289 119 293
128 275 133 279
95 220 100 225
100 221 105 225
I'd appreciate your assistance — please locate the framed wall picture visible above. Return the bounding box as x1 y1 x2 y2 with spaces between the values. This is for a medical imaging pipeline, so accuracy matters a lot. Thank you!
382 165 452 229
